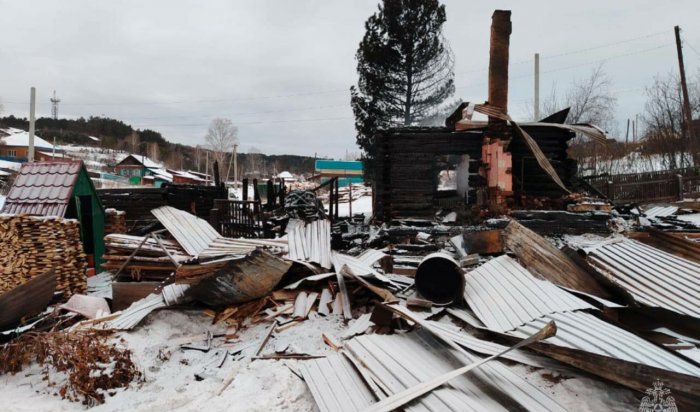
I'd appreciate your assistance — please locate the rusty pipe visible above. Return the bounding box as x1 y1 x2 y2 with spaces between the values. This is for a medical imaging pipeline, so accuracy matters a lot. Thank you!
415 252 465 305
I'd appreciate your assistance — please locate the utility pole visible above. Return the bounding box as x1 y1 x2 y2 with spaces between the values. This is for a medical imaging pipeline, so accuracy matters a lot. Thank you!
534 53 540 120
675 25 697 161
28 87 36 163
233 143 238 188
625 118 630 143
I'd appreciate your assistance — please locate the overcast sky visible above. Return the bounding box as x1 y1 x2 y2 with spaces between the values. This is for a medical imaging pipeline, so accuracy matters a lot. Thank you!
1 0 699 158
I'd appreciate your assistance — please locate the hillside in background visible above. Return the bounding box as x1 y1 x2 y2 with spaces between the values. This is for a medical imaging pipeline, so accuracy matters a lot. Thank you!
0 115 317 178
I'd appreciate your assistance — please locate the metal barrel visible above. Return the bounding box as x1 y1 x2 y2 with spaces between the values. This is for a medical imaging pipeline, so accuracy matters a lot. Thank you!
415 252 465 305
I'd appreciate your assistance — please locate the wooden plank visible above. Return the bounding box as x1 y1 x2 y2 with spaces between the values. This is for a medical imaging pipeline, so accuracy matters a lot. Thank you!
112 281 162 311
0 269 56 329
502 220 613 298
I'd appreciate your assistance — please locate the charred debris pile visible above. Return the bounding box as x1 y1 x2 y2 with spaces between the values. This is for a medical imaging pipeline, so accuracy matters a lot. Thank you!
1 184 700 410
1 9 700 412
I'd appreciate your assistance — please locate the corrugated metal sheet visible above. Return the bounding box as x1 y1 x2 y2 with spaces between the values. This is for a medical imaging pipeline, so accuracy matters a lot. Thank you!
464 255 594 332
509 311 700 377
586 238 700 319
299 353 377 412
152 206 221 256
332 252 398 289
643 205 678 219
345 329 566 411
285 218 332 269
356 249 387 267
1 161 82 217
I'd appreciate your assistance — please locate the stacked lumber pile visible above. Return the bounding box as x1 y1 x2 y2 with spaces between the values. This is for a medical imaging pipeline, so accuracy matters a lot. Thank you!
104 208 127 234
0 215 87 298
102 234 192 281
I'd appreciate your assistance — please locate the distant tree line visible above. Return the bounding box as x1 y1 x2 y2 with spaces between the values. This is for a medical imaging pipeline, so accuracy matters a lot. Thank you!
0 115 317 177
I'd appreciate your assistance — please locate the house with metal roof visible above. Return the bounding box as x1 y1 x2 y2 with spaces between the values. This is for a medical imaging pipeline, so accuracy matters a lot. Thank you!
0 160 106 270
0 129 65 163
114 154 173 187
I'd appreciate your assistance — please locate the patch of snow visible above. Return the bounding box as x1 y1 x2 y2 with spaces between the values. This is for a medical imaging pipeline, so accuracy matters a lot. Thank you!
677 213 700 226
1 309 347 412
0 194 5 209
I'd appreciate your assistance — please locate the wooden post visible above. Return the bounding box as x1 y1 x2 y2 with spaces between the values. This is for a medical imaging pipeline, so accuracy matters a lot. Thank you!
253 178 260 203
266 179 274 209
210 207 220 233
678 174 685 201
334 178 339 220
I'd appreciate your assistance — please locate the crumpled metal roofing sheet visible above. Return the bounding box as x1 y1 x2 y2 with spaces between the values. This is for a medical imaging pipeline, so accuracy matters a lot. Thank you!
345 329 566 412
1 161 82 217
464 255 594 332
332 252 398 289
285 218 332 269
510 311 700 377
152 206 221 256
299 353 377 412
586 238 700 319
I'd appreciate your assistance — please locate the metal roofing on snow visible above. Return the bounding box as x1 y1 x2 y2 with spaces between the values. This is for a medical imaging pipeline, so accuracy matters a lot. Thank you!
345 329 566 411
586 238 700 319
464 255 594 332
510 311 700 377
643 205 679 219
299 354 377 412
460 254 700 378
1 161 82 217
151 206 221 256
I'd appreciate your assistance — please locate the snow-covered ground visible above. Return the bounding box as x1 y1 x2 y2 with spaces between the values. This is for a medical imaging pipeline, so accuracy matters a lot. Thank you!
331 195 373 217
1 308 639 411
3 309 347 412
579 152 695 176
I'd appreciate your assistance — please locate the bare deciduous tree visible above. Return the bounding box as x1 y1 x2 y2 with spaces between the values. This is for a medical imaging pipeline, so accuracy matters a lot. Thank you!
205 118 238 178
642 72 700 169
533 64 617 130
528 65 618 174
127 131 140 153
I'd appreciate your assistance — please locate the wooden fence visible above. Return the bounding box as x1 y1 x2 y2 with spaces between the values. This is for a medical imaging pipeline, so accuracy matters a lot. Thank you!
211 199 267 238
582 167 700 204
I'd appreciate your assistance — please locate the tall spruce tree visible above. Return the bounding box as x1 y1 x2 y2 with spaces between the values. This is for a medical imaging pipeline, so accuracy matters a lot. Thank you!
351 0 455 159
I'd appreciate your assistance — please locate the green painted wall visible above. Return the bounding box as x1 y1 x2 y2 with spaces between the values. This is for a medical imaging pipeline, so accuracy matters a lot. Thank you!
73 167 106 271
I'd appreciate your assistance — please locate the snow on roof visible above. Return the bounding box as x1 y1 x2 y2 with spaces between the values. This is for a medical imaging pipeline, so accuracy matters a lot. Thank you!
278 171 294 179
116 153 168 170
149 168 173 181
0 129 62 151
169 170 206 181
0 159 21 170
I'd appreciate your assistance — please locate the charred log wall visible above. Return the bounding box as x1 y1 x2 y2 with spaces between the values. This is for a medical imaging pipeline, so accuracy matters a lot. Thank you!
373 125 577 221
98 184 227 233
374 128 483 221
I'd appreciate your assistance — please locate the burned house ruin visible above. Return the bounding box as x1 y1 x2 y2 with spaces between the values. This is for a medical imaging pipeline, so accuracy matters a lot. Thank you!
373 11 606 221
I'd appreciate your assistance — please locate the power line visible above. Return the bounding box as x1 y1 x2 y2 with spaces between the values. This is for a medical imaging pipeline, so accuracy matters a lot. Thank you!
454 30 668 76
454 43 672 91
685 40 700 60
